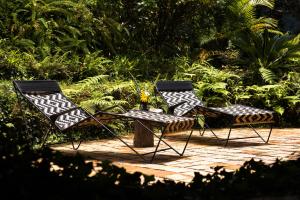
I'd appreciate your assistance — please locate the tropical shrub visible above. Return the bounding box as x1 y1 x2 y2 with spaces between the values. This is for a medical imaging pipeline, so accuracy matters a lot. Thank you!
1 0 299 134
0 81 18 128
233 30 300 85
173 58 240 106
234 72 300 125
171 59 299 125
0 81 50 147
3 0 272 59
0 43 32 79
0 0 124 57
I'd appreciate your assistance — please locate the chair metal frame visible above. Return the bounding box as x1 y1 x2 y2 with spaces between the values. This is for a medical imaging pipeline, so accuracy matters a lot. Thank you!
97 110 194 163
13 80 194 162
155 80 275 146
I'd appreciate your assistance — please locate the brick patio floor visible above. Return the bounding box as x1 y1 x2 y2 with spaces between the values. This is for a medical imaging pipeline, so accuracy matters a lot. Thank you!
52 128 300 183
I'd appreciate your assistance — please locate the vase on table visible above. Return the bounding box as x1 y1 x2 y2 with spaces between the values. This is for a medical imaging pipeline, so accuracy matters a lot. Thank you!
140 102 148 111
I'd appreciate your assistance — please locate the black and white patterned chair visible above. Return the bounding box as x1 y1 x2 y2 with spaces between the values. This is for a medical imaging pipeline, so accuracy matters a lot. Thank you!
156 80 275 146
13 80 195 162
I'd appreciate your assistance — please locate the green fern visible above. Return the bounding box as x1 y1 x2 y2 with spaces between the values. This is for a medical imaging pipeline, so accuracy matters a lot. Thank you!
227 0 276 34
103 80 135 94
78 75 109 89
80 96 127 113
174 59 232 81
259 67 277 84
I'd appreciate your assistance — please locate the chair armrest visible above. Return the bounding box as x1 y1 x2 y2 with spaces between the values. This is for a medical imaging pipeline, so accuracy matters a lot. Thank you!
49 107 80 122
168 101 186 114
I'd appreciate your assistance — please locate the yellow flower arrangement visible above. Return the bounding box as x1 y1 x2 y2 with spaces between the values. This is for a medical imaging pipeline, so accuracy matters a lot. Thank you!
140 90 150 103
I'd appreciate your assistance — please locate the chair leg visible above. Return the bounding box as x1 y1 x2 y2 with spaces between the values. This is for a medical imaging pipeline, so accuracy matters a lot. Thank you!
203 120 273 146
195 115 205 136
199 127 205 136
266 125 273 143
150 132 165 163
137 123 183 157
89 115 148 162
87 113 192 163
204 123 220 139
15 91 53 148
15 92 29 135
71 139 82 150
180 129 194 156
248 124 273 143
40 128 52 148
70 124 82 150
225 127 232 147
150 128 194 162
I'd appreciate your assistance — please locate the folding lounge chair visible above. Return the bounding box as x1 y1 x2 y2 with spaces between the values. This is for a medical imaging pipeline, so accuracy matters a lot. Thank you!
156 80 275 146
13 80 195 162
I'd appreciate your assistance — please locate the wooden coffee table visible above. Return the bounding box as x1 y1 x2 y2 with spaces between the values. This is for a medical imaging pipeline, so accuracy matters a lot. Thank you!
133 108 163 147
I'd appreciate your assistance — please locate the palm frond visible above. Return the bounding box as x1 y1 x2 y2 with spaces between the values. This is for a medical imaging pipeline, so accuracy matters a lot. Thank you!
251 17 278 32
251 0 274 9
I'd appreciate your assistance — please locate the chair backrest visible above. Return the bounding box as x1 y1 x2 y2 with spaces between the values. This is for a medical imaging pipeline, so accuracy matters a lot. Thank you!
13 80 62 94
156 80 193 92
156 80 204 116
13 80 88 131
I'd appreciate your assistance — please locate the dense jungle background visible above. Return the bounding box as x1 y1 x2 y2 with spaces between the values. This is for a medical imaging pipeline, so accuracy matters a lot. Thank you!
0 0 299 199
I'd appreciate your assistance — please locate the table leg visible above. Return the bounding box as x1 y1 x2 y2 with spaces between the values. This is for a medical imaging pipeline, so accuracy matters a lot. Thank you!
134 120 154 147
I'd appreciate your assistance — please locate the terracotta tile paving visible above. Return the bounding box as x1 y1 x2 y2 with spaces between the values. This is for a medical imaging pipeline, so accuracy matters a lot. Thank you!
52 128 300 183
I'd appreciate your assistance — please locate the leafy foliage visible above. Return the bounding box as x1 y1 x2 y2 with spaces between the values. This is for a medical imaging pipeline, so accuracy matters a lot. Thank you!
0 1 300 198
173 59 240 106
225 0 277 34
233 72 300 125
0 0 299 143
0 0 125 57
0 43 32 79
233 29 300 85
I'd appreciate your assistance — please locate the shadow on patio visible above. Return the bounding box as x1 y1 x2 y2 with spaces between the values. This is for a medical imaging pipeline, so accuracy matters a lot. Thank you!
52 128 300 182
